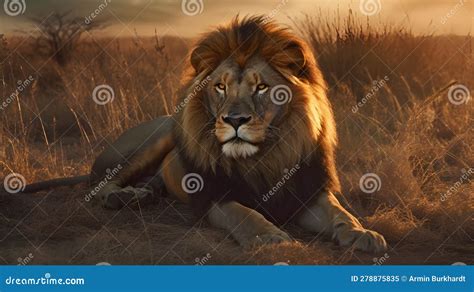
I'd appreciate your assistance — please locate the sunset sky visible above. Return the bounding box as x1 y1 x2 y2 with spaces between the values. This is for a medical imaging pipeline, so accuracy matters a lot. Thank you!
0 0 472 37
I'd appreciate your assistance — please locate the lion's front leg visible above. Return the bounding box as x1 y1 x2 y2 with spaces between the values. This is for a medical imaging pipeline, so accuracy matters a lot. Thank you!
296 192 387 253
207 201 292 248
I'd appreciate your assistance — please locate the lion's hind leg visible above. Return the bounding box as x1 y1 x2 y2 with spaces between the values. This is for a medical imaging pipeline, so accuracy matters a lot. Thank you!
93 182 149 210
94 129 175 210
103 185 153 209
95 171 168 209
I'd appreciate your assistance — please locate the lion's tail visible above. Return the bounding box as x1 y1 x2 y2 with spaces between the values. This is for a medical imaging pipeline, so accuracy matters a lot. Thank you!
21 175 89 193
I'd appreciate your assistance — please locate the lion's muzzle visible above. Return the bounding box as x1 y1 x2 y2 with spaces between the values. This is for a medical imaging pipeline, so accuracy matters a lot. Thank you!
222 112 252 130
216 112 260 159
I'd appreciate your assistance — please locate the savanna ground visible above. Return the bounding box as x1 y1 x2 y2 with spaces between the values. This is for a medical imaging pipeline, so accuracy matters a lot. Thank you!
0 12 473 265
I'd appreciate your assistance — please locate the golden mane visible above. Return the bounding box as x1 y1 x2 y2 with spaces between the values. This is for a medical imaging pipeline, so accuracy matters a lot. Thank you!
175 15 340 192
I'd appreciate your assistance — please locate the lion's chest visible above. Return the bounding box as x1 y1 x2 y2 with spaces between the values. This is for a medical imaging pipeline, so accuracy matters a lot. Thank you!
187 159 328 224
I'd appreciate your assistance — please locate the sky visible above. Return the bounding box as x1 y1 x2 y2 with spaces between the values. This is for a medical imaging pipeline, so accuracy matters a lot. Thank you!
0 0 472 38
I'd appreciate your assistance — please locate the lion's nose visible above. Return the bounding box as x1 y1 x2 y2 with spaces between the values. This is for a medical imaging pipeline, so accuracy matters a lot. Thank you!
222 113 252 130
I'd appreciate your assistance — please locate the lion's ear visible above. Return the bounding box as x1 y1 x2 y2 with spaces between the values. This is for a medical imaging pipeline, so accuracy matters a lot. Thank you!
277 39 320 85
190 43 215 74
190 46 203 73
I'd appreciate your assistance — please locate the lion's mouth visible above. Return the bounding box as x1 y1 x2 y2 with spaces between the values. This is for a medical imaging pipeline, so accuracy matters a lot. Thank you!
221 137 259 158
221 136 257 146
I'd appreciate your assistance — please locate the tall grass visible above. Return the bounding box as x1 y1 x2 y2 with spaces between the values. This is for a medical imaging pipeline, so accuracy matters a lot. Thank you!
0 34 189 180
298 12 473 251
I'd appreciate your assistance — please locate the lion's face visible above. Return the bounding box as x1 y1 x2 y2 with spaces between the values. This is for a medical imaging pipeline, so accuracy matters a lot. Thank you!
179 16 333 173
205 57 290 159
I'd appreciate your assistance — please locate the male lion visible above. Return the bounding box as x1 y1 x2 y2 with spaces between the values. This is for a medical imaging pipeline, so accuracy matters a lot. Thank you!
22 16 387 252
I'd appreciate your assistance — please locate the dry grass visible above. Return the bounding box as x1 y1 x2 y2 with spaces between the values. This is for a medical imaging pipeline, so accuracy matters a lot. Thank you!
0 14 472 265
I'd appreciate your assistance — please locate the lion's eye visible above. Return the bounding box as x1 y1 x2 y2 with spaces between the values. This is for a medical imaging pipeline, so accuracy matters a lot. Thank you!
215 83 226 94
256 83 269 94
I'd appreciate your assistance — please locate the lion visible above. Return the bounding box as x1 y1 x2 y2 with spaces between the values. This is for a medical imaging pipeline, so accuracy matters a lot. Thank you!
21 16 387 252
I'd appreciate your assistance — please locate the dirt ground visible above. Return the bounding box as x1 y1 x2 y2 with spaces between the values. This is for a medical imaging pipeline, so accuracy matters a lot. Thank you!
0 183 471 265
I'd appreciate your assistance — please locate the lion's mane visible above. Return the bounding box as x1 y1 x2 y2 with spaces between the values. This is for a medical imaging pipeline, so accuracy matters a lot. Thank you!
173 16 341 221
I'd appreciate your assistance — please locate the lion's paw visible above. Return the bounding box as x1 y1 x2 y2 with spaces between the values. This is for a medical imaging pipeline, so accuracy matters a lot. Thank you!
335 226 387 253
241 229 292 249
102 186 153 209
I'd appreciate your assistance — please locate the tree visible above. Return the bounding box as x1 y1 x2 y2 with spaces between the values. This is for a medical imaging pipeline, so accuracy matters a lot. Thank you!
31 12 105 66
